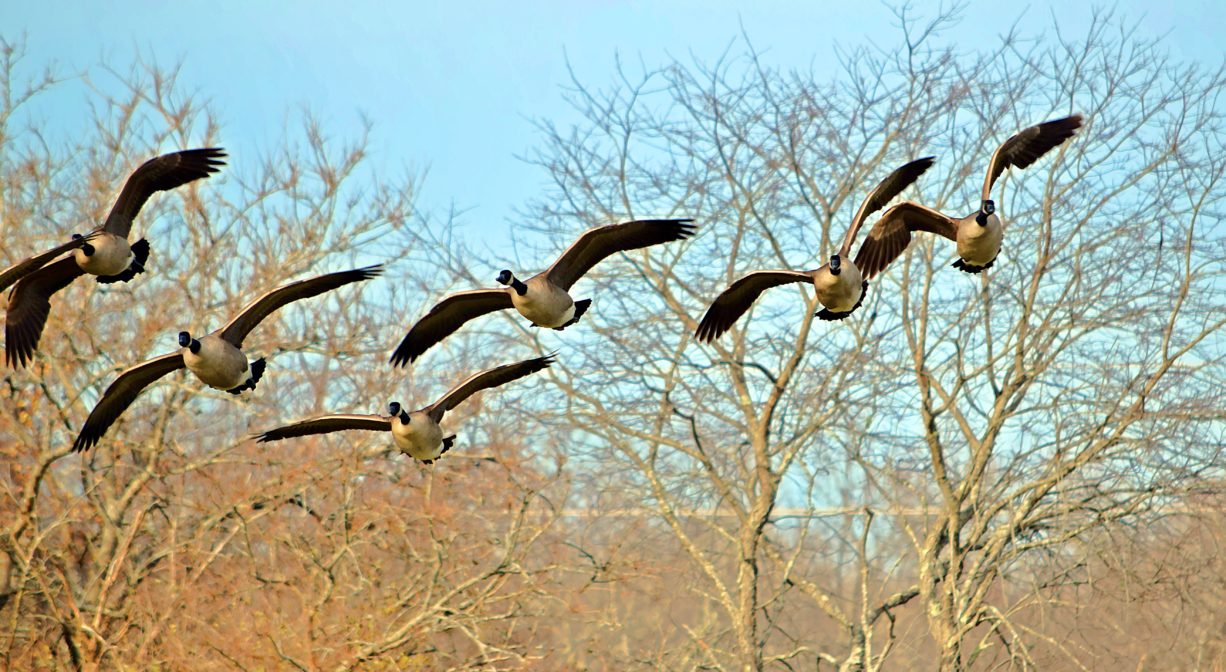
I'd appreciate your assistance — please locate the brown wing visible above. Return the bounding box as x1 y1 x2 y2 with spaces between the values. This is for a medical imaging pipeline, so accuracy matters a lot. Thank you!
982 115 1083 199
5 256 86 368
255 414 391 443
219 266 382 347
694 270 814 343
103 148 227 237
544 219 696 290
426 354 554 423
72 352 186 452
854 202 958 281
841 157 936 256
389 289 514 367
0 234 94 294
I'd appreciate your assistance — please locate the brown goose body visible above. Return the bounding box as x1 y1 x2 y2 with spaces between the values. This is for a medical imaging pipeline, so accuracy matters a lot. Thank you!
694 156 934 341
856 115 1083 278
71 266 382 453
5 148 227 367
257 355 554 464
390 218 696 366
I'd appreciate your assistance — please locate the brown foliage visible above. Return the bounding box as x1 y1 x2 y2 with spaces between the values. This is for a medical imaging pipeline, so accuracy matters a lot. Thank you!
3 7 1226 671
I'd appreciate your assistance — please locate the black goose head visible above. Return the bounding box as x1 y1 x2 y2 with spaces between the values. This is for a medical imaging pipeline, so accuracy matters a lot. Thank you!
496 269 528 296
976 199 996 226
177 331 201 354
829 254 842 276
73 233 95 256
387 401 409 423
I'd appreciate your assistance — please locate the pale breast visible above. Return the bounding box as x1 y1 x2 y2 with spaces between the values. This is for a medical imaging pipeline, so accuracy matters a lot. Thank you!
510 278 575 328
956 214 1003 265
391 412 445 461
183 336 250 390
814 265 864 313
73 233 132 276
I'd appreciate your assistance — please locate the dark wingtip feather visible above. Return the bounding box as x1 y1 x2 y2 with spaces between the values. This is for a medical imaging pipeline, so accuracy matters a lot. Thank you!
1042 114 1084 142
72 431 97 453
193 147 228 172
694 312 726 344
389 335 419 368
670 219 698 239
531 353 557 370
354 264 385 281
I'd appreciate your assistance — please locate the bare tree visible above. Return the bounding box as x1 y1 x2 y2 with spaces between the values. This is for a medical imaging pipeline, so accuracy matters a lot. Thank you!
510 7 1226 670
4 5 1225 670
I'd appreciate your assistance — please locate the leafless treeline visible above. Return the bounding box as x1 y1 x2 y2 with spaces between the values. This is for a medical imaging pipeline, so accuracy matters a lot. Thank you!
3 6 1225 671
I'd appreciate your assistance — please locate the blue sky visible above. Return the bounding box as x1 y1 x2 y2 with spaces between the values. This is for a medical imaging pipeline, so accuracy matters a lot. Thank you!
5 1 1223 245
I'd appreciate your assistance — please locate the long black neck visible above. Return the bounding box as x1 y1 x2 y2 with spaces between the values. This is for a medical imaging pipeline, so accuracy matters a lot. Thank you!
510 277 528 296
189 339 201 354
398 411 410 424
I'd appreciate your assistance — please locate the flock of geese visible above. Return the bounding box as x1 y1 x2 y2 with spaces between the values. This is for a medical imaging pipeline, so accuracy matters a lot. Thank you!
2 114 1082 464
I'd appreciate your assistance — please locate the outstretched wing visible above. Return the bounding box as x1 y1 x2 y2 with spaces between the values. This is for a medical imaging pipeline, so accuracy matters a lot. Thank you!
982 115 1083 199
0 234 95 295
5 256 86 368
426 354 555 423
389 289 514 367
694 270 814 343
854 201 959 280
103 148 227 237
73 352 186 452
219 266 382 347
840 156 936 257
544 219 696 290
255 414 392 443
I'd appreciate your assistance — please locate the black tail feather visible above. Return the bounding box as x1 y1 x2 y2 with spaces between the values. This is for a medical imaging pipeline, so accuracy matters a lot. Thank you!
248 358 267 386
227 357 267 395
952 254 997 274
96 238 150 284
555 298 592 330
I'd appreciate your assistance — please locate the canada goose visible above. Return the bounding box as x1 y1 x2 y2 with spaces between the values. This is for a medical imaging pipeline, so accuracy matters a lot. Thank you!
256 354 554 463
5 148 226 367
71 265 382 452
695 157 934 342
855 115 1083 277
390 218 696 366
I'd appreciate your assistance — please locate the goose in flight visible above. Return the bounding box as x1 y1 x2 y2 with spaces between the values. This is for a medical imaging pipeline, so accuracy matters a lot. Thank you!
855 115 1083 277
5 148 227 367
256 354 554 463
695 156 934 342
390 218 695 366
71 265 382 452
